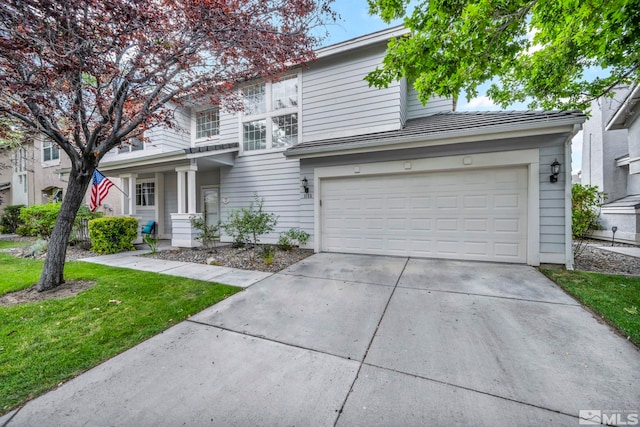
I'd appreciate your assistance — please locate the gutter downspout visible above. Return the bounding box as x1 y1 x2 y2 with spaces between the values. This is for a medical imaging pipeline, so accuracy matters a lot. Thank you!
565 123 582 270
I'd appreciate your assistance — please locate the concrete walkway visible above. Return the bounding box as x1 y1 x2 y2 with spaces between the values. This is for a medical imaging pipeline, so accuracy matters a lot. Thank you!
2 254 639 426
78 248 272 288
596 245 640 259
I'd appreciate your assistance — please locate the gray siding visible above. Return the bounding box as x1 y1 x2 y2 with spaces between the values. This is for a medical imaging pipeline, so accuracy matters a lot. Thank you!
299 162 315 241
539 143 566 255
299 134 568 260
399 78 408 126
218 109 239 146
220 152 301 243
407 86 452 119
302 44 402 140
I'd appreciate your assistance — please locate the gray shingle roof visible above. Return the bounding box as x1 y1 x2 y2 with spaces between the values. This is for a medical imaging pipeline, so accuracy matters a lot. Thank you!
285 110 585 157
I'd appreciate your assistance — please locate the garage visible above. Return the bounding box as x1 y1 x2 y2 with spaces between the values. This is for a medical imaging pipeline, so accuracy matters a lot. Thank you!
320 166 528 263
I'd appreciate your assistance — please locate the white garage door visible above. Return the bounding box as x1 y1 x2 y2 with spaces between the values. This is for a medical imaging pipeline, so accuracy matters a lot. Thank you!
320 167 528 263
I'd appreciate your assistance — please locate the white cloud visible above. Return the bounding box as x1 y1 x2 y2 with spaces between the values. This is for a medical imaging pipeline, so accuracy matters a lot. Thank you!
458 96 499 111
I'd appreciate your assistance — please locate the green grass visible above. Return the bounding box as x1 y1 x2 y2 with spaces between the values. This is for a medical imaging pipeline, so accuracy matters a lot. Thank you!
542 269 640 345
0 239 30 250
0 253 241 415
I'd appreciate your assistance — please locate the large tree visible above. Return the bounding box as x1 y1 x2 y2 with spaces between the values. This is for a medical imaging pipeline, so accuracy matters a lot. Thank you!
366 0 640 111
0 0 334 291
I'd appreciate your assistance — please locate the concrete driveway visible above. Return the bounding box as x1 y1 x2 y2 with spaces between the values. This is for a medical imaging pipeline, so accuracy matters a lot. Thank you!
3 254 639 426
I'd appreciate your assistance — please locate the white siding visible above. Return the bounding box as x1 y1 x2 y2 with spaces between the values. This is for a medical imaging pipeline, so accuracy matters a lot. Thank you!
302 45 402 140
407 85 452 119
220 152 301 243
145 105 191 152
539 143 566 256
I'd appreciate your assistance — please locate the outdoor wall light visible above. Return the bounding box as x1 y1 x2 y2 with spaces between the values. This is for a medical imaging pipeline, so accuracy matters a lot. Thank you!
550 159 561 183
302 177 309 193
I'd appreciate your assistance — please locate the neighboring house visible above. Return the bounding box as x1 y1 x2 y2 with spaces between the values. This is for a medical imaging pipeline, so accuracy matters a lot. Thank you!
581 86 640 245
0 145 12 212
0 135 121 217
98 26 585 268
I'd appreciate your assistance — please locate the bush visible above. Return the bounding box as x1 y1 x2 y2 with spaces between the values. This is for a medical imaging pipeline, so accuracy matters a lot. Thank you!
222 194 278 248
190 215 220 251
0 204 25 234
88 216 139 254
572 183 606 257
277 228 310 251
17 203 61 238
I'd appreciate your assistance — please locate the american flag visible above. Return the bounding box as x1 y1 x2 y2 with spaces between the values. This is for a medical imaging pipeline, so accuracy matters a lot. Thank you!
89 170 115 212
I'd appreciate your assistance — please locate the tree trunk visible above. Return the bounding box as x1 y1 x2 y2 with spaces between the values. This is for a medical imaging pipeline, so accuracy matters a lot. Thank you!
37 168 94 291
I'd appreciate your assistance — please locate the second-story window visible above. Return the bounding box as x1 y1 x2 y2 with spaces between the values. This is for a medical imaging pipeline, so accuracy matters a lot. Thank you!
196 107 220 140
42 139 60 162
118 137 144 154
241 74 299 152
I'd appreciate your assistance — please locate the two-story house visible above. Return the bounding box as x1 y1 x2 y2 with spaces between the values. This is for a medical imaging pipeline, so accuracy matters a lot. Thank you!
581 85 640 244
98 26 586 268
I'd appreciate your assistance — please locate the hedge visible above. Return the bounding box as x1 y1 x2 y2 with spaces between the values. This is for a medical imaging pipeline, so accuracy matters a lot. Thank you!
88 216 139 254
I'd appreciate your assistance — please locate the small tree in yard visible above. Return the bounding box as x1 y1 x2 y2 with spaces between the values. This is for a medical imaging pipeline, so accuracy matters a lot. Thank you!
0 0 334 291
222 194 278 248
572 183 605 257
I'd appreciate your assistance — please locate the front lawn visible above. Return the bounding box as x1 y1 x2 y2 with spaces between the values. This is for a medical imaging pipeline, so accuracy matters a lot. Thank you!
542 269 640 346
0 239 30 250
0 252 241 415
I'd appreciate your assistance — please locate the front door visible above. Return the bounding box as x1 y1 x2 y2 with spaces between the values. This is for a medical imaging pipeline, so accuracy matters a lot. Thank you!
202 187 220 227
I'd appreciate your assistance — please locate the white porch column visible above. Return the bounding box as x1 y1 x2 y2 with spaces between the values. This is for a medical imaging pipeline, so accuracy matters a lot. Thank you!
119 173 137 216
171 164 200 248
176 164 198 214
187 168 197 213
176 169 186 214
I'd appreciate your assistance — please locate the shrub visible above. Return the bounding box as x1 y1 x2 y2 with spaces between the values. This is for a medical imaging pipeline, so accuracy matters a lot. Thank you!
88 216 139 254
0 204 25 234
17 203 61 238
222 194 278 248
572 183 606 257
190 215 220 251
277 228 310 251
23 239 48 257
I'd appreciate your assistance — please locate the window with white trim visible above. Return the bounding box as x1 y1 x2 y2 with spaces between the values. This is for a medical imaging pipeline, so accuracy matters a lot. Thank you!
135 181 155 206
42 139 59 162
241 75 299 152
195 107 220 140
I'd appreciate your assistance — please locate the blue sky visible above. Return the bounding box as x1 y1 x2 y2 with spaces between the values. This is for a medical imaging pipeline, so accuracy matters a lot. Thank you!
320 1 583 173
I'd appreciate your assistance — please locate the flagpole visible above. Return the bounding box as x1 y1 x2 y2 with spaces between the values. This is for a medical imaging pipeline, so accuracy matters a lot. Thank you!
97 169 129 198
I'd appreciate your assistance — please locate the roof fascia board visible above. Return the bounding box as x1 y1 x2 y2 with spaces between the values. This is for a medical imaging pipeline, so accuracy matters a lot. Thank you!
287 120 583 159
606 85 640 130
316 25 408 59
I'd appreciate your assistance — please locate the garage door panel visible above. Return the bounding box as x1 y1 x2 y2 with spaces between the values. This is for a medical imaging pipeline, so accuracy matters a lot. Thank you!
320 167 528 263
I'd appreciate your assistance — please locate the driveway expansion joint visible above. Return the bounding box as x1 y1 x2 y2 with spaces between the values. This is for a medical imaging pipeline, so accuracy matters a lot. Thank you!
185 319 361 363
395 285 582 307
333 257 410 427
277 272 397 288
362 362 581 422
